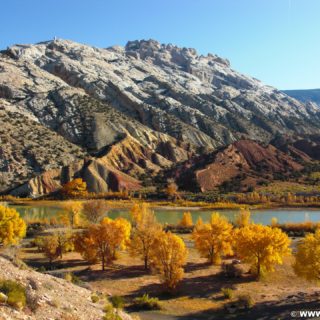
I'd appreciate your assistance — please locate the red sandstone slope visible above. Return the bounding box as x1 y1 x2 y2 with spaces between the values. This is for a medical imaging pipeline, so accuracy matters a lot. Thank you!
10 134 191 197
175 140 309 192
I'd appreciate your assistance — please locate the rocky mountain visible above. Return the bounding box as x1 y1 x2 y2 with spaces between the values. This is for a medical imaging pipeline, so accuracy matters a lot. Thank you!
1 38 320 196
170 140 308 192
283 89 320 106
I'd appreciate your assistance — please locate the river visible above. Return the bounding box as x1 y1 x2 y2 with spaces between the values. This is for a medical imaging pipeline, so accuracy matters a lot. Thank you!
6 203 320 225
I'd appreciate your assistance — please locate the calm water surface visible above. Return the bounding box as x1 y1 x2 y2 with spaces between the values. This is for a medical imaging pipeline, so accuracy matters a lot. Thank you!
6 203 320 225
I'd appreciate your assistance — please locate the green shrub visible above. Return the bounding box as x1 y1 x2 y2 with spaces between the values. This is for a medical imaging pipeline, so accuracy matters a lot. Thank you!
91 294 99 303
109 295 125 309
237 294 255 309
0 280 26 309
103 304 122 320
38 266 46 273
64 272 73 282
64 272 85 287
221 288 234 299
132 293 161 310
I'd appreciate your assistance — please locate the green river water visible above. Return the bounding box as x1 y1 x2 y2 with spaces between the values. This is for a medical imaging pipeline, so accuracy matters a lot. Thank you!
5 203 320 225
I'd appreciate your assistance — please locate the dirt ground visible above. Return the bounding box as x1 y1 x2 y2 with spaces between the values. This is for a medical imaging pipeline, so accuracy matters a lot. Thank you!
20 235 320 320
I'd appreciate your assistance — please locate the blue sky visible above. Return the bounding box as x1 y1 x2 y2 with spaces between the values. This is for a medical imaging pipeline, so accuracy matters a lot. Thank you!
1 0 320 89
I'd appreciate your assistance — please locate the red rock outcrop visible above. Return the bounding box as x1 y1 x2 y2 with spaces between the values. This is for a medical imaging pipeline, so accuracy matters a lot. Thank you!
174 140 307 192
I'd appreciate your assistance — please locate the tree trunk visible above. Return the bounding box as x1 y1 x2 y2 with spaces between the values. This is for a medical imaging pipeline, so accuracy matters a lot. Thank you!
102 255 105 271
144 256 148 270
257 257 261 278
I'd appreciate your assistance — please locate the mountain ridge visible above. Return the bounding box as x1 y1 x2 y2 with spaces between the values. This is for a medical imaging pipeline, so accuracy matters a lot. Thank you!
283 88 320 106
1 38 320 196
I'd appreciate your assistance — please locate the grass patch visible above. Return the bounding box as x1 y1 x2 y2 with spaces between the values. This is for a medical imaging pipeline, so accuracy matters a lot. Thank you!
236 294 255 309
132 293 161 310
221 288 234 299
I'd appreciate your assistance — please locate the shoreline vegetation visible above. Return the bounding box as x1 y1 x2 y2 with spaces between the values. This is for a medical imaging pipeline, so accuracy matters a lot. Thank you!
2 177 320 210
2 198 320 237
2 197 320 211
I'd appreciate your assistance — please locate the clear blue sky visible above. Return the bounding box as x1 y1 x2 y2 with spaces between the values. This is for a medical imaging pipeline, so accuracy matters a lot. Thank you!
1 0 320 89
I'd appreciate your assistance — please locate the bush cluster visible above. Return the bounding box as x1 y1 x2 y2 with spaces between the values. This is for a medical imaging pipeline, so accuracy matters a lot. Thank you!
0 280 27 309
132 293 161 310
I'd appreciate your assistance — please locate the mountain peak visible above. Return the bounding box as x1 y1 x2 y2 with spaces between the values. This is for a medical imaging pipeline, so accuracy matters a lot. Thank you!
124 39 230 69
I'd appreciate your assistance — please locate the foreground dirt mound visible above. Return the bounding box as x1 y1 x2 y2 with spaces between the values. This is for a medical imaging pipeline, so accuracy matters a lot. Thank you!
0 255 109 320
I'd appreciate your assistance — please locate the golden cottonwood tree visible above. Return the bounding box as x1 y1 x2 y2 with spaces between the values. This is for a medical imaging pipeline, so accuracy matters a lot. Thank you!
61 178 87 199
235 209 251 228
150 231 187 290
82 200 108 224
195 217 203 229
179 212 193 227
73 229 98 265
130 203 144 226
0 205 26 246
74 217 131 270
37 231 74 264
165 180 179 201
60 201 83 227
192 213 233 265
234 224 291 278
128 203 162 270
41 235 60 264
293 230 320 281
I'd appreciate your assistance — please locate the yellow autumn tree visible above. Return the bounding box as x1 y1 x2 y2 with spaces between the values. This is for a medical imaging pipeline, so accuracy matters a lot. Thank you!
60 201 83 228
74 217 131 270
41 235 60 265
235 209 251 227
82 200 108 224
130 203 144 226
293 229 320 281
73 229 98 265
37 231 74 264
129 204 162 270
195 217 203 229
192 213 233 265
165 180 179 201
271 217 278 227
0 205 26 246
150 231 187 290
179 212 193 227
234 224 291 278
61 178 87 199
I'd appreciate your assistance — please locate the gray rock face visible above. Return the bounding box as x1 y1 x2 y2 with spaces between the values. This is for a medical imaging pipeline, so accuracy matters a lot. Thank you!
1 38 319 195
